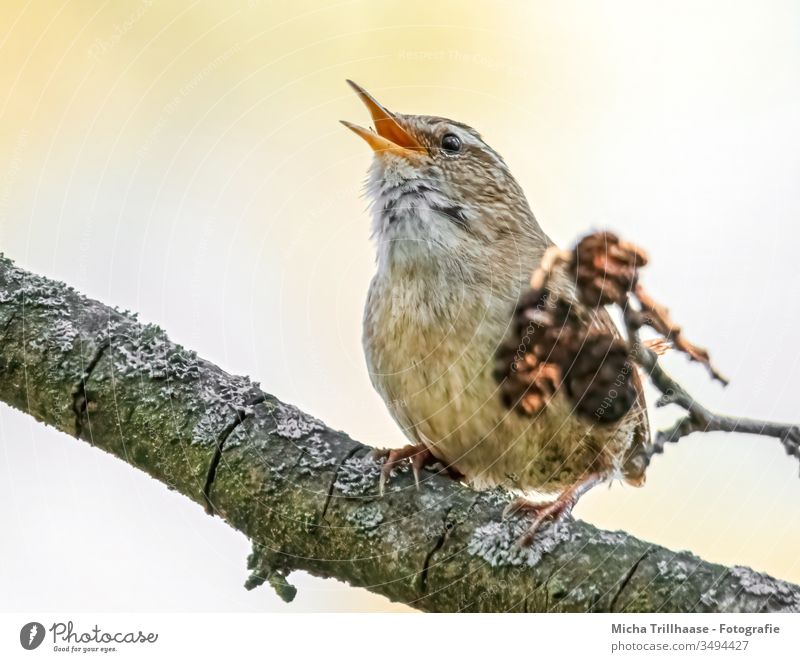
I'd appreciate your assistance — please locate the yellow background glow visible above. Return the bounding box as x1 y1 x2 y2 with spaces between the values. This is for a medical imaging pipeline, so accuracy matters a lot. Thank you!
1 1 799 612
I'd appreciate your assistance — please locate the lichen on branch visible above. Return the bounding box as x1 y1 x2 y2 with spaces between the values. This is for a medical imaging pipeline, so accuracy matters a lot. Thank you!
1 253 798 612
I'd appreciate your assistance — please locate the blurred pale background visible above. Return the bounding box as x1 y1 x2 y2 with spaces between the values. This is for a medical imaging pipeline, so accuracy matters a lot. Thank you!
1 0 799 612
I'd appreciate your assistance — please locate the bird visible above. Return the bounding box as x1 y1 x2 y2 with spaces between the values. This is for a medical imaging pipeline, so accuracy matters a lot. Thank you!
341 80 650 544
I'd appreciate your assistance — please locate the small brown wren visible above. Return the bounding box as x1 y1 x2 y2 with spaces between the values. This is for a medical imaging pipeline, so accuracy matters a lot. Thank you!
341 81 649 542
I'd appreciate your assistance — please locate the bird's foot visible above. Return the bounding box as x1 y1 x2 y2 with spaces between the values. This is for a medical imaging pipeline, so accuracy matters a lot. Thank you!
503 472 607 546
375 444 459 495
502 495 576 546
375 443 433 495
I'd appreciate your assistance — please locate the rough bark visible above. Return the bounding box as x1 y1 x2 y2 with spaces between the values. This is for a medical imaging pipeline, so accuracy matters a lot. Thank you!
1 254 798 613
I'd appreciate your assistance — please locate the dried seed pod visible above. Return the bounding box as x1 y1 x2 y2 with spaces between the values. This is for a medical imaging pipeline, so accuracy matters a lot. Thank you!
571 231 649 307
563 334 637 423
495 350 561 415
494 287 569 415
496 281 639 422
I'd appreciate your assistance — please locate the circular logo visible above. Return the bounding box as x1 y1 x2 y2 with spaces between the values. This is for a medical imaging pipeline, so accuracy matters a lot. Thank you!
20 622 45 651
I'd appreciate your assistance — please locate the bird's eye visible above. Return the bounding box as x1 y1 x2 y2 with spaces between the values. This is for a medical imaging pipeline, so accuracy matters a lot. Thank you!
441 133 462 154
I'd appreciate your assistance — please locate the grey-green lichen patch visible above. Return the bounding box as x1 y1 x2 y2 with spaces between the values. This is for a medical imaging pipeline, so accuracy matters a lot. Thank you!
468 516 574 567
91 313 264 449
656 558 690 582
189 373 262 447
334 453 381 497
271 402 325 440
0 259 81 353
595 530 630 547
730 565 800 610
225 399 278 449
416 489 452 513
0 259 73 310
0 257 115 428
475 487 512 510
45 318 80 353
346 503 385 535
270 461 287 475
111 322 200 382
296 433 336 475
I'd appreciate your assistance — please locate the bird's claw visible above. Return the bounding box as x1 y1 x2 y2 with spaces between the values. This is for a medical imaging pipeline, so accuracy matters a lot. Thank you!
503 496 576 547
502 497 530 520
519 499 576 547
377 443 433 495
504 472 607 546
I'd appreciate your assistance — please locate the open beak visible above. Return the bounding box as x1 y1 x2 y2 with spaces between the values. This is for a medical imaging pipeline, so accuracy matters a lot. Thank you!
340 80 423 157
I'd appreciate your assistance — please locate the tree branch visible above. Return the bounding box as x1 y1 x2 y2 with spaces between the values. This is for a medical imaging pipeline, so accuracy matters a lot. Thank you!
504 234 800 476
625 314 800 466
1 254 799 612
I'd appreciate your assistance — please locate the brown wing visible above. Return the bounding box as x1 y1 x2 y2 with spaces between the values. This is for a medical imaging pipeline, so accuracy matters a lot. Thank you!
588 306 651 485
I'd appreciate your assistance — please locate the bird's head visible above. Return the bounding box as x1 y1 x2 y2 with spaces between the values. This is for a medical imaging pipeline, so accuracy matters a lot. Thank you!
342 81 544 274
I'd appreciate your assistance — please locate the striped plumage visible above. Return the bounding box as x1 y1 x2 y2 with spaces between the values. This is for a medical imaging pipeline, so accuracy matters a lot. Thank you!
343 81 650 536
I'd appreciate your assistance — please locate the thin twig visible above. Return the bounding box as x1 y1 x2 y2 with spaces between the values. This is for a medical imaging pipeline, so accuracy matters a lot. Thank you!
624 306 800 468
633 282 728 385
518 231 800 473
